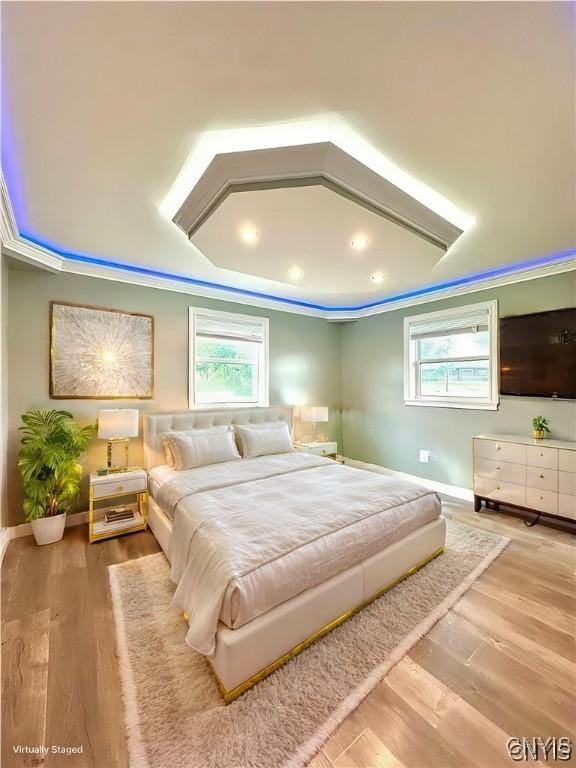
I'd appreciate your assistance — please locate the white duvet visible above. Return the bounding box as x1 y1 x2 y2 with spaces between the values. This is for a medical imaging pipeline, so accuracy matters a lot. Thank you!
155 453 440 655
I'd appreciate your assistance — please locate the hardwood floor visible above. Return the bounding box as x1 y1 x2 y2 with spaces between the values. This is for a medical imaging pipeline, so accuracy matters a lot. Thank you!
2 528 160 768
2 501 575 768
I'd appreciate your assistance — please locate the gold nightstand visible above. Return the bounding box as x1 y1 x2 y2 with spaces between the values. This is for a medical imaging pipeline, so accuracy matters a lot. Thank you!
89 468 148 543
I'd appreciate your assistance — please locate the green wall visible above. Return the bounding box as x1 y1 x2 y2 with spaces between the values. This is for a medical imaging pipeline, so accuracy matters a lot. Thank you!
340 272 576 489
5 265 576 526
5 268 342 526
1 254 8 528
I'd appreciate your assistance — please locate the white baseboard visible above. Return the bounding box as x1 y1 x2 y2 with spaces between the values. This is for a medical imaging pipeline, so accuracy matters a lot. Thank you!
4 510 89 543
343 458 474 502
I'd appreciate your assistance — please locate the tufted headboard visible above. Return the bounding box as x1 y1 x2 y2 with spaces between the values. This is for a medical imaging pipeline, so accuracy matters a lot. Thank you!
143 406 293 470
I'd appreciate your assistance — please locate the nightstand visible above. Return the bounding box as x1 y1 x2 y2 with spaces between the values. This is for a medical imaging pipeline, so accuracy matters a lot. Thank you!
294 440 338 459
89 468 148 543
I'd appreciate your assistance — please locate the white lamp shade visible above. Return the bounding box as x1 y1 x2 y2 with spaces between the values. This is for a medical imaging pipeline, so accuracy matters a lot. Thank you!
300 406 329 423
98 409 139 439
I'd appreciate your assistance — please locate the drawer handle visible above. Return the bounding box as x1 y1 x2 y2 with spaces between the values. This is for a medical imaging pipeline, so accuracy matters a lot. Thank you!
540 452 544 457
540 496 544 500
496 486 501 490
496 447 502 451
540 474 545 479
117 485 124 491
496 466 501 470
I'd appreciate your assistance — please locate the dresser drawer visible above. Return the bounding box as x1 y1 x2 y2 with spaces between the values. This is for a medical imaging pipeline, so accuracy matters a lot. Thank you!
475 477 526 506
475 439 526 465
526 487 558 515
475 458 526 485
559 471 576 496
526 466 558 492
92 476 147 499
526 445 558 470
559 450 576 474
559 493 576 521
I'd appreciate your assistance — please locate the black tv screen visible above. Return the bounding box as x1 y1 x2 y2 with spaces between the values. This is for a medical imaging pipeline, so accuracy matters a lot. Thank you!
499 308 576 399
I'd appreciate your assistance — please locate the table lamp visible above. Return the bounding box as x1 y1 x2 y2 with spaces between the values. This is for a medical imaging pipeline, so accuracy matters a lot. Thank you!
98 409 139 472
300 406 329 442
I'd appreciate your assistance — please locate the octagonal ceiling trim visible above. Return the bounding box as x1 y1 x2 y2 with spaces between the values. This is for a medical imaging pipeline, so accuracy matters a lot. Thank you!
173 142 464 251
159 116 475 231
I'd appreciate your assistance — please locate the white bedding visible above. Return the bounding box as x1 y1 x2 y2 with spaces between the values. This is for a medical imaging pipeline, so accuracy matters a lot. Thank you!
156 454 440 656
149 465 177 509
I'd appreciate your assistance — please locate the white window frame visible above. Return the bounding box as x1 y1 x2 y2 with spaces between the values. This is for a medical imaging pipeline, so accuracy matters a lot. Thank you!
403 300 499 410
188 307 269 408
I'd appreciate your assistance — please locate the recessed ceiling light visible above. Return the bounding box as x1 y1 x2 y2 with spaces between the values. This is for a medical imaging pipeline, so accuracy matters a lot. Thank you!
370 271 386 284
288 266 304 282
240 227 259 245
351 234 369 251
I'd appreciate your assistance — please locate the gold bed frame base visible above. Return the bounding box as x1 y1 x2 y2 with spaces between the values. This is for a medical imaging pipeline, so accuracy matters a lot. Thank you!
204 545 444 704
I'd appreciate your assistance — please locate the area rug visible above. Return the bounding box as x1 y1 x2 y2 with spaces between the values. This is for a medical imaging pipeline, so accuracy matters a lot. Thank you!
109 519 509 768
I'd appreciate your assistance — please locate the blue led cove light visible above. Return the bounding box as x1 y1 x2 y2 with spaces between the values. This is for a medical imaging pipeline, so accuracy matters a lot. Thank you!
18 231 575 313
3 89 573 314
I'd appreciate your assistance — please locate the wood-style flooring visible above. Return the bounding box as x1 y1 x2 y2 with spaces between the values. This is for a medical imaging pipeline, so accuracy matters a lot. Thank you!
2 500 575 768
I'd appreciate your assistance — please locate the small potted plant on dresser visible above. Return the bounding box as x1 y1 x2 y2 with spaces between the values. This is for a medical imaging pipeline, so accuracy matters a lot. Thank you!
532 415 551 441
18 409 96 545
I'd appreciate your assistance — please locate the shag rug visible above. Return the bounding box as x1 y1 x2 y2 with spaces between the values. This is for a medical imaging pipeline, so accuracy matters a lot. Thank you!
109 518 509 768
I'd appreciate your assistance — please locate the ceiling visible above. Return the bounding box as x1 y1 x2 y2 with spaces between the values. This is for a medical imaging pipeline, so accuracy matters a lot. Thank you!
191 184 444 294
1 1 575 313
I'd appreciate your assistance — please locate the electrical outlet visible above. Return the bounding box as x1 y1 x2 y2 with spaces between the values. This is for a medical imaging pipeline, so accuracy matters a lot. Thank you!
419 450 431 463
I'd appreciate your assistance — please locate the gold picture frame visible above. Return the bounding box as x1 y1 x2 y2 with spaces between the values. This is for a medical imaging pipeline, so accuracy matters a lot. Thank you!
50 301 154 399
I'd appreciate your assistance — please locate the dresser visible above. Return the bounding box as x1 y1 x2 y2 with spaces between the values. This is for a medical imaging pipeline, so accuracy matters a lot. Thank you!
473 434 576 525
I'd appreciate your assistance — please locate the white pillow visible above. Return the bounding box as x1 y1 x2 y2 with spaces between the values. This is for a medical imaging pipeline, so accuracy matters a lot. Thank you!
159 425 231 467
163 428 241 471
235 422 293 459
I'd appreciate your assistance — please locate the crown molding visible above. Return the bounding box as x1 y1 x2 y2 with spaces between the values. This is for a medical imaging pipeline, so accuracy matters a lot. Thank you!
326 253 576 320
173 142 463 250
0 174 62 271
2 172 574 319
60 258 325 318
38 246 576 321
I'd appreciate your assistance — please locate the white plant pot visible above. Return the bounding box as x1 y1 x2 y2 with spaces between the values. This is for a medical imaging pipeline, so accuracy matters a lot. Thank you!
31 512 66 546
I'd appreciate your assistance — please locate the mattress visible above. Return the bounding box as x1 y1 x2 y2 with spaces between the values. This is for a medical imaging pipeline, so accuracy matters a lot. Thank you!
149 464 177 509
156 454 441 655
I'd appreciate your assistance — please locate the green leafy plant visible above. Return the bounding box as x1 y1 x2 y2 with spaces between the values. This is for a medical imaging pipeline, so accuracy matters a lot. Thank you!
18 409 96 521
532 416 550 434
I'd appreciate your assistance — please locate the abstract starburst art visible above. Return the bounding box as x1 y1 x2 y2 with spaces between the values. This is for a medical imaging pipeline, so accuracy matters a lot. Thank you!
50 302 154 399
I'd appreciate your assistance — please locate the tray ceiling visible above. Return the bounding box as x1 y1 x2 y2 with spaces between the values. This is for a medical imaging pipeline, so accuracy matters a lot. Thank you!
190 185 445 294
1 1 574 314
173 141 465 295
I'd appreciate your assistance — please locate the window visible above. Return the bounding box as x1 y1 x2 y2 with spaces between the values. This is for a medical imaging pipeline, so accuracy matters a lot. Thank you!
189 308 269 407
404 300 498 410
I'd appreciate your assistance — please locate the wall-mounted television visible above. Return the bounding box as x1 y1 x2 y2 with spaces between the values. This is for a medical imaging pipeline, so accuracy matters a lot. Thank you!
499 308 576 399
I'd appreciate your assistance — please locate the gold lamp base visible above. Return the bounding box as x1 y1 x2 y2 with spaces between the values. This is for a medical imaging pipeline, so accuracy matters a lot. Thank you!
104 438 130 471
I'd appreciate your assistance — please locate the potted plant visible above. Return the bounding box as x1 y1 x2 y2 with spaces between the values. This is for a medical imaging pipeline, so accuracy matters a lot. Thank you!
532 416 550 441
18 409 96 545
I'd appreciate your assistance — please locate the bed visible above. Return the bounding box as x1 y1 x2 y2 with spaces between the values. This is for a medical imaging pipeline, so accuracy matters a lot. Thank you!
144 407 445 702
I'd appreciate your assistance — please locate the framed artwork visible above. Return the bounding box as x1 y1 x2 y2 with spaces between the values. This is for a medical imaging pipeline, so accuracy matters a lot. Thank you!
50 302 154 399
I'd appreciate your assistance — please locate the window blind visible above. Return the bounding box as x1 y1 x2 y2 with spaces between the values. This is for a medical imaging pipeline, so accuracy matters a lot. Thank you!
408 308 490 341
194 312 265 343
